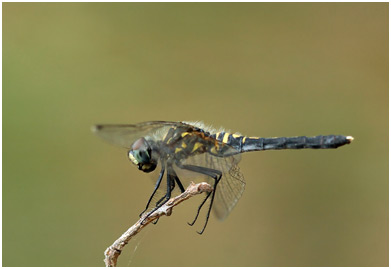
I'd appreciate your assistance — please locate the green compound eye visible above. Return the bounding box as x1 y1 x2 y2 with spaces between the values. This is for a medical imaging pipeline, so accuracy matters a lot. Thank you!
128 138 157 173
136 150 150 163
128 150 139 165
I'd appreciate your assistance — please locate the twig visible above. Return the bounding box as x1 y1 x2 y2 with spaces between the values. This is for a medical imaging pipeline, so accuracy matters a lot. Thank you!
103 181 213 267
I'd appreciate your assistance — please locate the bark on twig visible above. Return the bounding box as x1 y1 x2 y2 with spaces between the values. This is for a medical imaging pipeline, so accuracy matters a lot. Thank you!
103 181 213 267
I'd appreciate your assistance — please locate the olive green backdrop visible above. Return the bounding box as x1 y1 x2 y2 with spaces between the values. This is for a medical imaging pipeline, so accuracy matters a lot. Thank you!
3 3 388 267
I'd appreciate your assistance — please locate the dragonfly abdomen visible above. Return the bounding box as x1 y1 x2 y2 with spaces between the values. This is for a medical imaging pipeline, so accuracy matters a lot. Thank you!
241 135 353 152
211 132 353 153
211 132 244 151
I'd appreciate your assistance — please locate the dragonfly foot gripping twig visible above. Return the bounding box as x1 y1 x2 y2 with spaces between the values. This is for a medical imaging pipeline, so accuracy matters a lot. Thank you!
103 181 213 267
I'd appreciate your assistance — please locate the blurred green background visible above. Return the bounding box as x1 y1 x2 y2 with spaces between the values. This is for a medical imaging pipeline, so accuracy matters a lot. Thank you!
3 3 388 267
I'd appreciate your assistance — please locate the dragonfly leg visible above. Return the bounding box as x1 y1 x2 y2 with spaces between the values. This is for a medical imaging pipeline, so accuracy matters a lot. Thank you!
169 167 186 193
188 191 212 226
199 175 221 234
155 195 166 207
177 163 222 234
139 164 165 217
141 169 175 224
148 169 185 225
155 174 175 207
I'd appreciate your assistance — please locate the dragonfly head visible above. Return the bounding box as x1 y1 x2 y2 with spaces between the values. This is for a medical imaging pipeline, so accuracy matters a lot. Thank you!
128 137 157 173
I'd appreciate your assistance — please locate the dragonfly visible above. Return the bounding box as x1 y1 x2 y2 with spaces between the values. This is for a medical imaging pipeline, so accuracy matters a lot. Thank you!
92 121 353 234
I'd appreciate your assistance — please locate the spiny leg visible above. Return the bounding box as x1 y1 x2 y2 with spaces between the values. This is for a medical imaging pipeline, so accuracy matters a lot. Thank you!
170 167 186 193
151 188 173 224
188 191 212 226
139 164 165 217
151 180 174 225
151 185 171 225
155 175 175 207
177 163 222 234
198 174 220 234
150 168 185 225
142 170 175 224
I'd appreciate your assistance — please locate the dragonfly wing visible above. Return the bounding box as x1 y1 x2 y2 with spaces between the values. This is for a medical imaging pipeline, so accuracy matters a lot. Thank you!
177 136 245 220
92 121 187 149
94 120 246 219
213 162 245 220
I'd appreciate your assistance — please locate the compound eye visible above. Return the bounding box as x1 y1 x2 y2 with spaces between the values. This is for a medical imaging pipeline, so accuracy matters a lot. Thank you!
138 150 150 162
128 150 139 165
129 137 157 173
129 137 154 163
132 137 147 151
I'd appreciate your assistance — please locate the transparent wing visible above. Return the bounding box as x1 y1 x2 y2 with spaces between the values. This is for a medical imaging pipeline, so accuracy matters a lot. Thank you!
94 120 246 219
174 136 246 221
213 160 245 220
92 121 188 148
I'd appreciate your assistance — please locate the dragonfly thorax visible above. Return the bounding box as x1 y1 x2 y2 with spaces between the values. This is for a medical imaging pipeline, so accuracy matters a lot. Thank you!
128 137 158 173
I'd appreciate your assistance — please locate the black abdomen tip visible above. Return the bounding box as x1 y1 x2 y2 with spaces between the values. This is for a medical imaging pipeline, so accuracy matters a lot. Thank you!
325 135 354 148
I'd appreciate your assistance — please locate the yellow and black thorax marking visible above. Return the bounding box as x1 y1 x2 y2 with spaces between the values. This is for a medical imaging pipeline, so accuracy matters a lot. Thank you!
162 127 223 158
162 127 256 158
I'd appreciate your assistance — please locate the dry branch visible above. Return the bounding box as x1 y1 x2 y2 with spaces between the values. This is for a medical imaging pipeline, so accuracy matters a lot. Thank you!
103 181 213 267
